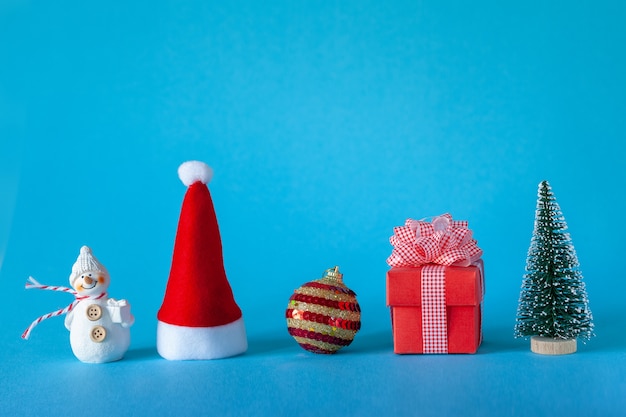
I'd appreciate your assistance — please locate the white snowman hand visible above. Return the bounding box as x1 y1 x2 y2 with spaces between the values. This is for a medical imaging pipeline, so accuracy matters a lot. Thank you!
118 302 134 328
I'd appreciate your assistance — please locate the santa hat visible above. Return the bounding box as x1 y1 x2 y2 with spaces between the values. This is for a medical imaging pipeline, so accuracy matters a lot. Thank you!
69 246 108 286
157 161 247 360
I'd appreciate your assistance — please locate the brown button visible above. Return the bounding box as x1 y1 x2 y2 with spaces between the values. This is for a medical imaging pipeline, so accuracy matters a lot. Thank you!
90 325 106 343
86 304 102 321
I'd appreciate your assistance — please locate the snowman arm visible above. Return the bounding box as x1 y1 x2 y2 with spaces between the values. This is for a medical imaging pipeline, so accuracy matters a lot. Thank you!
64 309 74 330
121 310 135 328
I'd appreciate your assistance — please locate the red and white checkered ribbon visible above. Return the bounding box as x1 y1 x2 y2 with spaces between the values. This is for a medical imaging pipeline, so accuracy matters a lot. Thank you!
421 265 448 353
387 213 482 268
21 277 106 340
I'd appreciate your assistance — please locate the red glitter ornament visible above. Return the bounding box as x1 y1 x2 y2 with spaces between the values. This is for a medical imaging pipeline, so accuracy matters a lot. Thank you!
286 266 361 354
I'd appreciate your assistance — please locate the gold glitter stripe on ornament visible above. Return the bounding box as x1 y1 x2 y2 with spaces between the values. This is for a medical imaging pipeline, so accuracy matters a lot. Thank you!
287 318 357 340
293 286 358 303
292 336 344 352
287 301 361 322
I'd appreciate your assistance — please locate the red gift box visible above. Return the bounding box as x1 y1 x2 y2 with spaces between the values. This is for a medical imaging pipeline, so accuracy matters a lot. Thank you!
386 259 484 354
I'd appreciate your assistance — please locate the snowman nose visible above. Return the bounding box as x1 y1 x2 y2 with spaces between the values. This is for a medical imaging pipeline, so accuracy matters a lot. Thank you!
84 276 94 285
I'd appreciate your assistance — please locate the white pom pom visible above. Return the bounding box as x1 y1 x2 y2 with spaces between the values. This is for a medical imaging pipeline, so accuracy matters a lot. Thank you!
178 161 213 186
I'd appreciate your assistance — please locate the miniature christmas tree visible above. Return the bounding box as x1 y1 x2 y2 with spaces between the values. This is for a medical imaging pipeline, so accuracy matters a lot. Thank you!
515 180 593 354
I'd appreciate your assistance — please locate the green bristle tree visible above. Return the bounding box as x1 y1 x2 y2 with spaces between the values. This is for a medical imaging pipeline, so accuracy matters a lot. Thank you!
515 180 593 343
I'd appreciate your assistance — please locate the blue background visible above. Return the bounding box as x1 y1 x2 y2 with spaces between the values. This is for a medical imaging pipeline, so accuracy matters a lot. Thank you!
1 1 625 415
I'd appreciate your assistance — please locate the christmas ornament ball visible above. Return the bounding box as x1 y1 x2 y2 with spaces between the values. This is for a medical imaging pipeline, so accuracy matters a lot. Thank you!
286 266 361 354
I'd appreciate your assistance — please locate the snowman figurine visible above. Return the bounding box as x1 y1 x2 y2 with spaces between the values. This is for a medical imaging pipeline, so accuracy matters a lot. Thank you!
64 246 134 363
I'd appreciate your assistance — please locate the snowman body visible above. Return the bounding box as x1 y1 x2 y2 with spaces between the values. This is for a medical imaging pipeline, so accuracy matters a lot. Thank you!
65 297 132 363
64 246 134 363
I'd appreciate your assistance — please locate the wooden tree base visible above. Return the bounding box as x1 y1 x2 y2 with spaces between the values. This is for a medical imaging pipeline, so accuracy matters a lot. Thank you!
530 336 577 355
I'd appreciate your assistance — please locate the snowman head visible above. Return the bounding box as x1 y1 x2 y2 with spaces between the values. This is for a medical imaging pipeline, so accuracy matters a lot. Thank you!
73 270 110 295
69 246 110 295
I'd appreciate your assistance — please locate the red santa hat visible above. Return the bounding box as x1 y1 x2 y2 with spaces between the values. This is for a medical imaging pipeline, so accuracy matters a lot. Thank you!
157 161 247 360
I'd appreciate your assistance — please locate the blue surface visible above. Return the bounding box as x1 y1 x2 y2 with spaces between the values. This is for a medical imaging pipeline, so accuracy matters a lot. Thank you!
1 1 625 416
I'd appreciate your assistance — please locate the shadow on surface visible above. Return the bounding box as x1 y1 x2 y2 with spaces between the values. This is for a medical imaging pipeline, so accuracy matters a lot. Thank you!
478 326 527 354
479 314 626 355
246 334 294 355
347 330 393 354
246 331 394 356
125 346 160 361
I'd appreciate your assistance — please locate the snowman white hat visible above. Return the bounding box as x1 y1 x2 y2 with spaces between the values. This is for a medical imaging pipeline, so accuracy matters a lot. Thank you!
156 161 247 360
69 246 108 286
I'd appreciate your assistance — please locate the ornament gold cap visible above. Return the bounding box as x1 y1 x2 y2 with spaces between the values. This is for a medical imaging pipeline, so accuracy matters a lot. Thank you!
322 266 343 283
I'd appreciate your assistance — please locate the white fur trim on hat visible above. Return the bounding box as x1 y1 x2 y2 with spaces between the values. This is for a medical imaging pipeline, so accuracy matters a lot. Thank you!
178 161 213 186
156 317 247 360
69 246 108 286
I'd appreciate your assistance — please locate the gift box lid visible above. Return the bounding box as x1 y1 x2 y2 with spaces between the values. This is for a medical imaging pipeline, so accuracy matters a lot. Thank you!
386 259 484 307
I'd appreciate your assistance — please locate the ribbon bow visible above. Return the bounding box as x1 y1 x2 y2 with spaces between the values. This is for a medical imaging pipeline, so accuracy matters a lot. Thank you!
21 277 107 340
387 213 482 268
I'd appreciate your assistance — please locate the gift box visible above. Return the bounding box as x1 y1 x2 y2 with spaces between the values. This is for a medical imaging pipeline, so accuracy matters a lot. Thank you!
385 214 484 354
386 260 484 354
